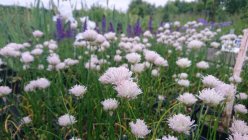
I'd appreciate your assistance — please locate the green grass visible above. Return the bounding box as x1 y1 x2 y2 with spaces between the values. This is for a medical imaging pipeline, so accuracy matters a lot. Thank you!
0 3 247 140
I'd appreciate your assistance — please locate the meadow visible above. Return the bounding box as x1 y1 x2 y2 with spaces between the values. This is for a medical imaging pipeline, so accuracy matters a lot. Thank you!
0 2 248 140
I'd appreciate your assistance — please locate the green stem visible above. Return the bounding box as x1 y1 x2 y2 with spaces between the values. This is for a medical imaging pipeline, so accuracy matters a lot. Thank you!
151 102 180 140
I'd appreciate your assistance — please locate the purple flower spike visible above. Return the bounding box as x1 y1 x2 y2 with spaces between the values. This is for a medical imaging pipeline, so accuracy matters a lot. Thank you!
109 22 115 32
148 16 153 33
134 19 142 36
101 15 106 34
56 17 65 40
127 24 132 37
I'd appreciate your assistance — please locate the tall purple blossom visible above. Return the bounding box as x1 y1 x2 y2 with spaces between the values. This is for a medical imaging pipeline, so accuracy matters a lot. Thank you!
126 24 132 37
133 19 142 36
101 15 106 34
148 16 153 33
108 22 115 32
56 17 65 40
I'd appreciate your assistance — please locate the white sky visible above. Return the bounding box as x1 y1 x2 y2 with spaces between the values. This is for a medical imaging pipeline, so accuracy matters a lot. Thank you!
0 0 194 12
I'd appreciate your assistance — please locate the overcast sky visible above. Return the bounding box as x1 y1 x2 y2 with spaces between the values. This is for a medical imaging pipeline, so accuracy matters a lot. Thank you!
0 0 194 12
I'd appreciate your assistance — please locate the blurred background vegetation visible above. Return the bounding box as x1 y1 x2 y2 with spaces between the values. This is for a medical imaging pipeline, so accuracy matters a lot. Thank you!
0 0 248 46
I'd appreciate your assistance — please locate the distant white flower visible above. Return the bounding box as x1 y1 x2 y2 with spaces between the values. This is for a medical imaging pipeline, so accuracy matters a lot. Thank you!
177 79 190 87
178 73 188 79
164 23 170 29
114 55 122 62
20 52 34 64
35 78 50 89
47 53 61 65
31 48 43 56
32 30 43 38
174 21 180 27
151 69 159 77
167 114 195 134
202 75 221 88
126 53 141 64
196 61 209 69
187 40 204 49
198 88 224 106
0 86 12 96
69 137 82 140
196 73 202 78
82 29 98 41
104 32 116 41
38 64 44 70
101 98 119 112
229 119 248 135
158 95 166 101
161 135 178 140
64 58 79 66
114 80 142 99
216 29 222 32
177 93 197 106
154 57 168 67
236 93 248 100
131 63 145 73
234 104 247 114
99 66 132 85
21 116 32 125
143 31 153 38
24 78 50 92
210 42 220 48
69 85 87 97
176 58 191 68
23 42 31 48
144 61 151 68
58 114 76 127
143 50 159 62
48 43 58 50
129 119 151 138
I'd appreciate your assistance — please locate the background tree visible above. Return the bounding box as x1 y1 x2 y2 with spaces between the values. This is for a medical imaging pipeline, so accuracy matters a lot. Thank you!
224 0 247 14
128 0 156 18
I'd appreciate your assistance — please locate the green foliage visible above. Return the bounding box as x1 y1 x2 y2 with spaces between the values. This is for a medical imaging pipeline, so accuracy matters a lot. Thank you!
225 0 247 14
174 0 194 13
128 0 156 17
0 1 248 139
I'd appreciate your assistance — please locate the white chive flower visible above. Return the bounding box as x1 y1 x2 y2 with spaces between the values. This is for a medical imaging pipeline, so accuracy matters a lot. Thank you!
69 85 87 97
198 88 224 107
58 114 76 127
167 114 195 134
129 119 151 138
177 92 197 106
